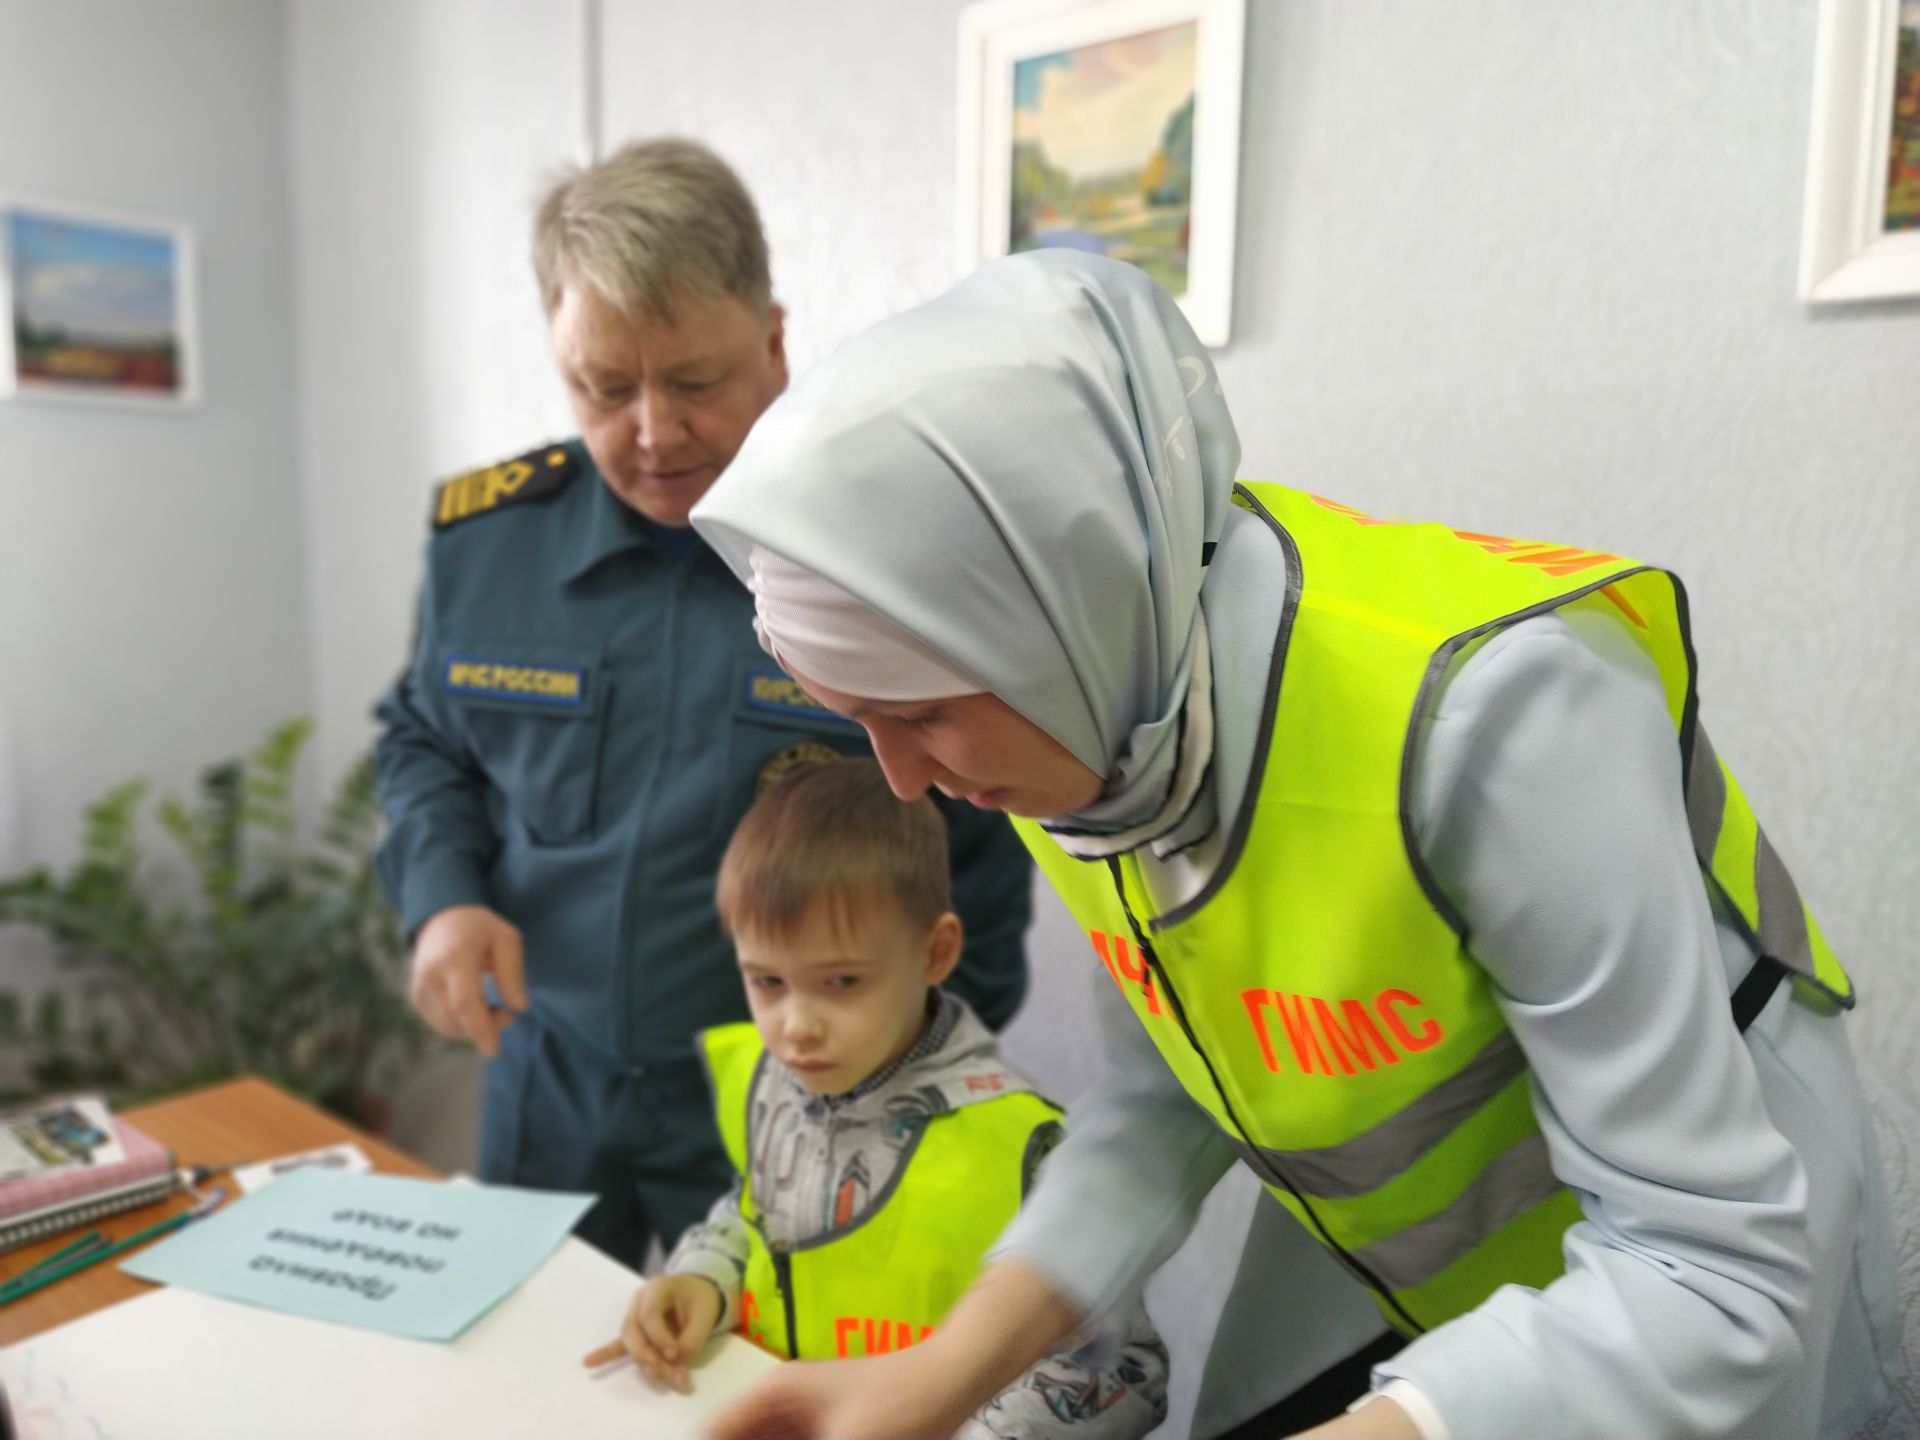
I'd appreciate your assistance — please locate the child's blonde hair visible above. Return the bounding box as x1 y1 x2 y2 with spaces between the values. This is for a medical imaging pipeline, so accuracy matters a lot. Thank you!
715 758 950 943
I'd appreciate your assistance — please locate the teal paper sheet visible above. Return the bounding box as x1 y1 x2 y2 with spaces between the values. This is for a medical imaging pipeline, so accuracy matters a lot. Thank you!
121 1168 595 1341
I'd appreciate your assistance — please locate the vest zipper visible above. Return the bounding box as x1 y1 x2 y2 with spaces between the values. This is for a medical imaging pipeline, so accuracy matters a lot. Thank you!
1104 858 1427 1336
771 1243 799 1359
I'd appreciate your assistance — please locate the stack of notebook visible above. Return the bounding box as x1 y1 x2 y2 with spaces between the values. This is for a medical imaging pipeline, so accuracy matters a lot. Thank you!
0 1106 179 1252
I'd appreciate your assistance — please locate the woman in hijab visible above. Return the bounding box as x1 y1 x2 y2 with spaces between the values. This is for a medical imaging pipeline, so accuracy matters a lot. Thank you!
688 251 1900 1440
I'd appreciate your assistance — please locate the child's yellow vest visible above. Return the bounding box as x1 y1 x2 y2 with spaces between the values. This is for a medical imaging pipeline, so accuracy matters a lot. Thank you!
699 1021 1063 1359
1015 481 1852 1337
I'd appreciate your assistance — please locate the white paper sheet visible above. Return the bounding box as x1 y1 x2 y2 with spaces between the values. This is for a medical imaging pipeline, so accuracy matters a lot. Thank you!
0 1235 779 1440
231 1141 371 1194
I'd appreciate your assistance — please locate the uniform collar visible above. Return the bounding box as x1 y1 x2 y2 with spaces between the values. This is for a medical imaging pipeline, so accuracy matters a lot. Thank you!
560 451 664 584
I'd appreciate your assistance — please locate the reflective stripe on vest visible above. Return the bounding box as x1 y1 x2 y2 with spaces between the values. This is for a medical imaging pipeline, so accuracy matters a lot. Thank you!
1686 727 1852 1004
697 1022 1062 1360
1014 481 1852 1335
1226 1030 1527 1200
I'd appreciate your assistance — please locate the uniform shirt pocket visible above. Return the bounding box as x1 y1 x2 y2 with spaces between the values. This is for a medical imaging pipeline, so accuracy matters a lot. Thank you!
438 640 607 846
722 660 869 829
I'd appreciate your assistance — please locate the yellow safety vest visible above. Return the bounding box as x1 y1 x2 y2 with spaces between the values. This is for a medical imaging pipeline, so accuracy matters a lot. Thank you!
1015 481 1852 1336
700 1021 1063 1360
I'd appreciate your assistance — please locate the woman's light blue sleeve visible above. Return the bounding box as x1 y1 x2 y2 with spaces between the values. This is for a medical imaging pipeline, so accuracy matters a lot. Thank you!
990 970 1237 1325
1377 612 1814 1440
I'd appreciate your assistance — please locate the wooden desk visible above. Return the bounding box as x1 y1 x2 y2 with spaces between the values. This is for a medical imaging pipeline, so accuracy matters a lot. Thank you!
1 1075 437 1344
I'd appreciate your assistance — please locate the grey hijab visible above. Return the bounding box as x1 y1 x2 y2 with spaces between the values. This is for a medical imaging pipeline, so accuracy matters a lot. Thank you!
692 250 1241 838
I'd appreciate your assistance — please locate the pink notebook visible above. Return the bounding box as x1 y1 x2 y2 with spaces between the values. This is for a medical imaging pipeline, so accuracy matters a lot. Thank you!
0 1115 177 1251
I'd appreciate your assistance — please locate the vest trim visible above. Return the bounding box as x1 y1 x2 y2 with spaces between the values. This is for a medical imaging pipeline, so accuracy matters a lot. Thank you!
741 1052 936 1252
1687 724 1728 861
1227 1031 1528 1200
1390 549 1840 1015
1350 1130 1562 1291
1039 686 1212 845
1731 954 1790 1030
1148 487 1304 931
1686 706 1851 1008
1020 1118 1064 1200
1754 830 1816 980
1398 563 1676 939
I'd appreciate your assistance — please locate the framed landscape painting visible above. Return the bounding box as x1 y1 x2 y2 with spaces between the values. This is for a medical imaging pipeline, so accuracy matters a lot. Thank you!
1798 0 1920 302
959 0 1246 345
0 195 200 406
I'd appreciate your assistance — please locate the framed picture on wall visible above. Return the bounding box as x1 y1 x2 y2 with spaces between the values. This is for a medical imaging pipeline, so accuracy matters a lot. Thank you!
1798 0 1920 302
0 194 200 406
958 0 1246 346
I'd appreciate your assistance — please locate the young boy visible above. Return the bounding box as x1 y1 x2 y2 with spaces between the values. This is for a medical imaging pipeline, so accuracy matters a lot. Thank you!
584 758 1168 1439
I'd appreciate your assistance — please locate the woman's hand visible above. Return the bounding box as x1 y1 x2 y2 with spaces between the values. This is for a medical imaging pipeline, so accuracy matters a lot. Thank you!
704 1256 1083 1438
1291 1395 1419 1438
704 1347 980 1440
582 1274 724 1391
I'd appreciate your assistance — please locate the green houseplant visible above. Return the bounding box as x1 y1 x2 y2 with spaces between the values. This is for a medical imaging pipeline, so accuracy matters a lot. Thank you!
0 718 430 1123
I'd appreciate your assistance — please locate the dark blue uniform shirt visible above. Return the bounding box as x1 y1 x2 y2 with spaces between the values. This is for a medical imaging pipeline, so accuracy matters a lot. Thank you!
373 441 1033 1069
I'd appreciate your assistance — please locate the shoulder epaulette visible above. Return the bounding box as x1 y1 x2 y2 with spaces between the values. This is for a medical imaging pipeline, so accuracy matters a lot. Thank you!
431 443 581 530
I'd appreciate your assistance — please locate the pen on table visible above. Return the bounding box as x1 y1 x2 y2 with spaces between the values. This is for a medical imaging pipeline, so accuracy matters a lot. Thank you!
9 1228 109 1282
0 1187 226 1306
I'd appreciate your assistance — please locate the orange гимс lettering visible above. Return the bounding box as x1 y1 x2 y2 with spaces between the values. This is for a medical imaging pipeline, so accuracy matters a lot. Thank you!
1240 988 1446 1075
1087 929 1162 1015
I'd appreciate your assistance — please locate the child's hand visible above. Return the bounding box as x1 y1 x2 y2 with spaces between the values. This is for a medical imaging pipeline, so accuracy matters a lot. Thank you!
582 1274 724 1391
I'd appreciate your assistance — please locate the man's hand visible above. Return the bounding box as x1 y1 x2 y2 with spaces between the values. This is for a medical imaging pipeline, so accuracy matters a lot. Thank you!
408 904 528 1057
582 1275 724 1391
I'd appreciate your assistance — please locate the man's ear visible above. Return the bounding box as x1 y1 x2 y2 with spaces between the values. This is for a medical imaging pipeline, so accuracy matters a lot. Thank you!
764 301 789 392
922 911 964 988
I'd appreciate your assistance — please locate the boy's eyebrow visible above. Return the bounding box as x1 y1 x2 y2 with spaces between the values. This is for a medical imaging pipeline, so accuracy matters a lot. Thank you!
736 953 880 971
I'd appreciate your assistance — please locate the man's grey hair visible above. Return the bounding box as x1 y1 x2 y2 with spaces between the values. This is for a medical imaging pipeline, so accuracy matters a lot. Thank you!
531 137 772 319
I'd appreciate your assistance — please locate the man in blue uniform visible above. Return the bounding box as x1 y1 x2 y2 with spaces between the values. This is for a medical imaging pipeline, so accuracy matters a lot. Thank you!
373 138 1032 1268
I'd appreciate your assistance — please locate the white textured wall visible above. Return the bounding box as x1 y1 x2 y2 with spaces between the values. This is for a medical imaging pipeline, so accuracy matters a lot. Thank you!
598 0 976 373
0 1 307 884
287 0 584 793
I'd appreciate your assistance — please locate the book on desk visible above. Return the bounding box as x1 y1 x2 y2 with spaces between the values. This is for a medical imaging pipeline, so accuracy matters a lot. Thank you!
0 1110 184 1253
